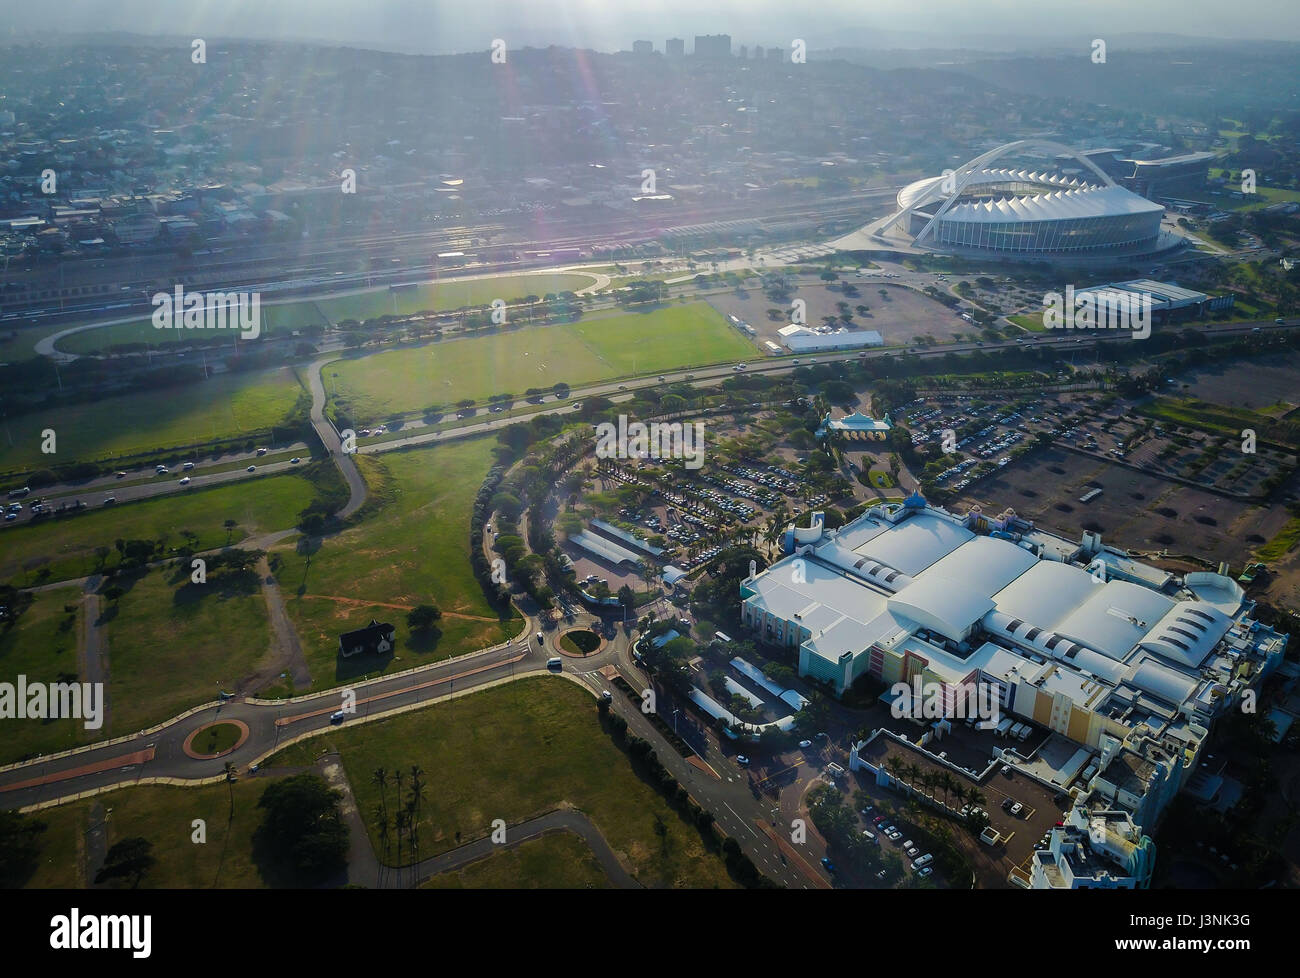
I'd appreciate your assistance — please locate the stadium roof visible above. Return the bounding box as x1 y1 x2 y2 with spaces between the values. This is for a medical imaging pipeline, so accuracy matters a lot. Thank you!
924 535 1038 596
942 185 1163 224
992 560 1099 632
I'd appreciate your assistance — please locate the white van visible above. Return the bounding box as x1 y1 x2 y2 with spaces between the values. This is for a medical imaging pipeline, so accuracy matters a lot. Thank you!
546 656 562 670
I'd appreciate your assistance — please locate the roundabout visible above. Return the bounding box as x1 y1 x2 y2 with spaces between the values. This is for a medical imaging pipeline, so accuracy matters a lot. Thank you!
183 720 250 760
557 628 604 658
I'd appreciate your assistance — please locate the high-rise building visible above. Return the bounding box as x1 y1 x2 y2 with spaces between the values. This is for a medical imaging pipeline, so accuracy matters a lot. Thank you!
694 34 731 58
632 40 653 55
738 45 748 59
665 37 685 57
767 46 784 61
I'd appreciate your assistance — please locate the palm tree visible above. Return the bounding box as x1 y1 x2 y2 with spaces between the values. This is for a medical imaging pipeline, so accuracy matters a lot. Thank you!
374 805 391 888
223 762 236 819
968 789 987 810
372 767 389 821
394 809 408 887
952 784 968 813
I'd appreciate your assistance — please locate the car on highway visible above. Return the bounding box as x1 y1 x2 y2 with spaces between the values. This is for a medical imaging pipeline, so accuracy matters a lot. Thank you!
290 457 301 464
155 465 168 475
103 496 116 505
736 755 750 767
657 375 666 382
246 465 256 472
256 447 268 456
115 471 126 478
3 512 14 522
178 477 191 486
183 461 195 470
618 384 628 390
820 857 836 873
330 710 347 724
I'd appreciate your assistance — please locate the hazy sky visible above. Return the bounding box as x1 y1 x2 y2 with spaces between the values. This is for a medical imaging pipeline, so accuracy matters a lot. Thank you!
5 0 1299 51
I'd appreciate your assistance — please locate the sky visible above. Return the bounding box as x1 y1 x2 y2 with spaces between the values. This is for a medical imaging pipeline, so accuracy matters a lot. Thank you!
4 0 1299 52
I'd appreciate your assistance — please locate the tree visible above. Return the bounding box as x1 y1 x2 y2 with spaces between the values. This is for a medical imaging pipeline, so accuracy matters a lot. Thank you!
255 774 350 882
406 604 442 632
617 584 636 614
223 519 238 544
95 837 155 888
0 810 47 887
102 584 126 605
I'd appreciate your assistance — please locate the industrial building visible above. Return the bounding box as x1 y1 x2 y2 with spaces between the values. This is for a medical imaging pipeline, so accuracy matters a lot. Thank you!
778 324 883 352
740 495 1287 842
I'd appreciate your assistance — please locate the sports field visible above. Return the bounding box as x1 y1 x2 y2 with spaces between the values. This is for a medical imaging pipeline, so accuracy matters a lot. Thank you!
0 367 305 473
328 302 755 419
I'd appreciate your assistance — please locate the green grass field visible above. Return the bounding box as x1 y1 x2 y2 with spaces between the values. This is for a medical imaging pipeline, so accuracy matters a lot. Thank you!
0 464 336 586
55 302 330 355
422 832 611 889
0 587 91 765
22 778 289 889
101 566 272 733
271 441 516 689
270 677 735 888
1256 517 1300 562
0 367 305 473
313 272 598 323
328 302 756 419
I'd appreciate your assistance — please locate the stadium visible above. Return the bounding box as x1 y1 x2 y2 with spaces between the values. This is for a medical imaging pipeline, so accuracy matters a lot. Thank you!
886 140 1168 257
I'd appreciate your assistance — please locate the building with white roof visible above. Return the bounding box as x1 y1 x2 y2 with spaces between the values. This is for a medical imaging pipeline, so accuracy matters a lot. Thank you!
888 140 1167 256
740 493 1287 832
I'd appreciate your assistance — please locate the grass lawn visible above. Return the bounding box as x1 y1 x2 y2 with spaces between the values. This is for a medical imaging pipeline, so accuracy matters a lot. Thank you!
1007 313 1047 332
0 464 335 587
56 302 330 355
311 272 598 323
190 722 244 756
271 440 516 689
1136 397 1300 448
270 677 736 888
1256 517 1300 562
422 832 611 889
22 777 288 889
0 367 305 473
100 565 272 733
0 587 91 765
328 302 756 419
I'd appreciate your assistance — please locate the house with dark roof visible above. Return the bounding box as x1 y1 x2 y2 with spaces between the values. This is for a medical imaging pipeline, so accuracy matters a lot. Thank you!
338 619 396 658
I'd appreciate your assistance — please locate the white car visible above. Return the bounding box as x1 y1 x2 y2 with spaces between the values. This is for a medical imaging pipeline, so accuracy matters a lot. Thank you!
736 755 750 767
246 465 256 473
178 477 191 486
290 457 301 464
798 739 813 749
182 461 195 470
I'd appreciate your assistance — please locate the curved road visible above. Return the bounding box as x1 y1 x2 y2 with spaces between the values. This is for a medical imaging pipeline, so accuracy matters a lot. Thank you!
307 356 368 518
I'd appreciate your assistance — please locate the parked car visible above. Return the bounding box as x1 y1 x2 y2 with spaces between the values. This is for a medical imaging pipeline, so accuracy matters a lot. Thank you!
1010 802 1024 817
798 739 813 749
736 755 750 767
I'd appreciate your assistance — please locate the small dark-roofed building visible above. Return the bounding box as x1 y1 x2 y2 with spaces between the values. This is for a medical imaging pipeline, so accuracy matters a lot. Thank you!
339 619 396 658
